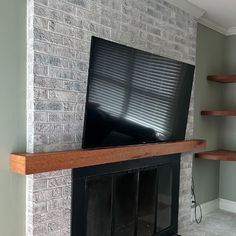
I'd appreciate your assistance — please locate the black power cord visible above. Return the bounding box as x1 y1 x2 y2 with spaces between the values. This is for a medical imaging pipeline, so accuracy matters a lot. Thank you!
191 177 202 224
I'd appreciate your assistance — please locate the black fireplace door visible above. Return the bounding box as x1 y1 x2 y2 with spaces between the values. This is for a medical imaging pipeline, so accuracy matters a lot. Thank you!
71 155 180 236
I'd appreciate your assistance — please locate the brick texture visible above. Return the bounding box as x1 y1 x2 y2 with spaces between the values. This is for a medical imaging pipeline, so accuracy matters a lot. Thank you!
26 0 197 235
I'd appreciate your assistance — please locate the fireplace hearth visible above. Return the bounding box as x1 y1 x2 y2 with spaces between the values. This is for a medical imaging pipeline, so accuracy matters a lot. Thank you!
72 155 180 236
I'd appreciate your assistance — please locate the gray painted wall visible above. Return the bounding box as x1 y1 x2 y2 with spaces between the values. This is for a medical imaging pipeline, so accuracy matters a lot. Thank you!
0 0 26 235
219 35 236 201
193 24 226 204
194 28 236 204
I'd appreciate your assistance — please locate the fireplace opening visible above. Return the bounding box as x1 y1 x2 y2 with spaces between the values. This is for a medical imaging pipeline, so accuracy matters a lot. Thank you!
72 155 180 236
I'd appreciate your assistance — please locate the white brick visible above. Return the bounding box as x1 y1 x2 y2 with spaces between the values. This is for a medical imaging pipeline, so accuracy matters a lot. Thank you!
27 0 197 235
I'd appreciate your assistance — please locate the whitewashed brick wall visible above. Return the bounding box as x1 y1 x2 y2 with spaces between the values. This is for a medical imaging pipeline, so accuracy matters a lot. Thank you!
26 0 197 235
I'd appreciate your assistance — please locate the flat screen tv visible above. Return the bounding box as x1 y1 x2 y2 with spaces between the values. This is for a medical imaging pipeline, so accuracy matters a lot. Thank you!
82 37 195 149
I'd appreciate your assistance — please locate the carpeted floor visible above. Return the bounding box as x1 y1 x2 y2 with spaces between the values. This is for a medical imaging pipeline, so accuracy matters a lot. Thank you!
181 210 236 236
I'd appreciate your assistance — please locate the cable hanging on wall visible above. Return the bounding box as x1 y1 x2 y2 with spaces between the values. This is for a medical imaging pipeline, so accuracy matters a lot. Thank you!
191 177 202 224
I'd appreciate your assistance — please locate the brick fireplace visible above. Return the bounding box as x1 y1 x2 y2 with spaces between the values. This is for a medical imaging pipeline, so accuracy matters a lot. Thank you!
26 0 197 235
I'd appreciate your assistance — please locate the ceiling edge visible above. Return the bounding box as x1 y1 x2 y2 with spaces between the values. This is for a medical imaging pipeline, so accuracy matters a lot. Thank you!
198 18 236 36
226 27 236 36
164 0 205 19
198 17 228 35
165 0 236 36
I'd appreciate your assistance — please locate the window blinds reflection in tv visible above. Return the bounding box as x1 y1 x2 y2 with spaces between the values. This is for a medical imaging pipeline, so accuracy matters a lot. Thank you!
82 37 195 149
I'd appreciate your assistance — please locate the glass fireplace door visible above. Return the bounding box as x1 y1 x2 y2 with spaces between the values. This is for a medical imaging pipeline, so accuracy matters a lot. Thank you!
72 155 180 236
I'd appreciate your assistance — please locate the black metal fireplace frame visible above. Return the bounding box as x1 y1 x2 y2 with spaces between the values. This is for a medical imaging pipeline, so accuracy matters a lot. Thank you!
71 154 180 236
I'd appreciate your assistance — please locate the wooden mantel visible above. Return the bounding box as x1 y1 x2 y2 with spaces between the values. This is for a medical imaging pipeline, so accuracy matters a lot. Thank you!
10 139 206 175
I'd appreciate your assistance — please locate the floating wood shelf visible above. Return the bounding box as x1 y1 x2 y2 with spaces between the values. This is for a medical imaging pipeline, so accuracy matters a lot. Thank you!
207 75 236 83
201 111 236 116
195 150 236 161
10 139 206 175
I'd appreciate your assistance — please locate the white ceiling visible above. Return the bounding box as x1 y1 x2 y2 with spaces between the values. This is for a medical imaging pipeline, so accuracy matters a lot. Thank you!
166 0 236 35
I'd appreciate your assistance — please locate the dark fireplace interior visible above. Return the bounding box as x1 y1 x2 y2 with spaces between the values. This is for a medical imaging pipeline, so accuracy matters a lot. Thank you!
72 155 180 236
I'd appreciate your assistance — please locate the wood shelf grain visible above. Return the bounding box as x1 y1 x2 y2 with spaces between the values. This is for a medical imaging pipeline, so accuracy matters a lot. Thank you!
201 111 236 116
10 139 206 175
208 75 236 83
195 150 236 161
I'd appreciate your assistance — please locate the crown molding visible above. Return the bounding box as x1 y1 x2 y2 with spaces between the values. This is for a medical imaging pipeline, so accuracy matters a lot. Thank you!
226 27 236 36
198 17 228 35
165 0 236 36
198 17 236 36
164 0 206 19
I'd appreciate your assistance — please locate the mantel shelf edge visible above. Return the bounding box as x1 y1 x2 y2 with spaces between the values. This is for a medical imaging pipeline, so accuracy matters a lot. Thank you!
10 139 206 175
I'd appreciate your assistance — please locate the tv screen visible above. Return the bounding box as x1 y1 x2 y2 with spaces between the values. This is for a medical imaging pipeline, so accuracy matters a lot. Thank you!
82 37 195 149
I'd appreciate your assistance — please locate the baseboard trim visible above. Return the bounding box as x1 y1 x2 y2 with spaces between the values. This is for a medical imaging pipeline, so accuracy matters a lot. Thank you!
191 198 236 221
219 198 236 213
191 199 219 221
